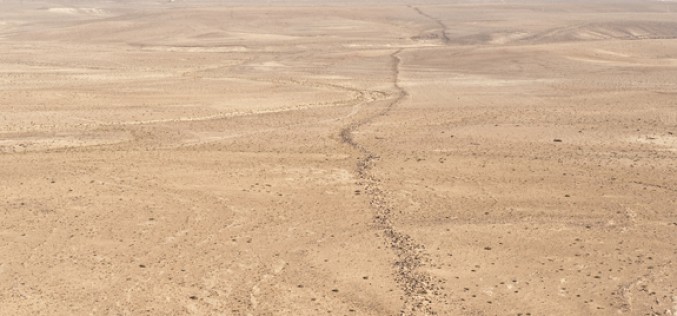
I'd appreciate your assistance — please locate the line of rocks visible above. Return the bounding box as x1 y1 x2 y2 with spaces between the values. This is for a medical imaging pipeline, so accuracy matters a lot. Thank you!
339 50 440 316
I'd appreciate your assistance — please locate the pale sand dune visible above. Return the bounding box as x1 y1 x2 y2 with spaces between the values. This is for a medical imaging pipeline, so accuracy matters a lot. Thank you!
0 1 675 315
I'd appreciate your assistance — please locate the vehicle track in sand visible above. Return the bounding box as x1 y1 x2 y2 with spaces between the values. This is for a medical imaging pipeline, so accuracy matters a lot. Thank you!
0 74 388 154
339 49 440 316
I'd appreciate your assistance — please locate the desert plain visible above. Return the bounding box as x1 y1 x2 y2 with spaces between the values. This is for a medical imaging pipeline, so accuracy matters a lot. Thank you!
0 0 676 315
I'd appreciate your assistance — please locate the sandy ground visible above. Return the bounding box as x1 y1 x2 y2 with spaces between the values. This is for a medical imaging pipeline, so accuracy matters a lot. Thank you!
1 0 676 315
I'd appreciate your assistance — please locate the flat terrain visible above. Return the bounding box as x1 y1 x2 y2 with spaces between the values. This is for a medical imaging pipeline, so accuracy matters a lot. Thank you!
1 0 676 315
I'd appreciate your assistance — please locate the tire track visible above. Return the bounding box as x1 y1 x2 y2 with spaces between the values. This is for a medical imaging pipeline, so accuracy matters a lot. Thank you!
340 50 440 315
0 79 380 133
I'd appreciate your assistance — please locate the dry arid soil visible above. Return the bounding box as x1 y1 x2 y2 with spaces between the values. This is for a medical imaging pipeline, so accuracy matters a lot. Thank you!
1 0 676 315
